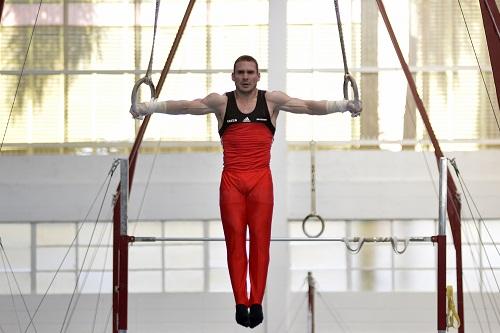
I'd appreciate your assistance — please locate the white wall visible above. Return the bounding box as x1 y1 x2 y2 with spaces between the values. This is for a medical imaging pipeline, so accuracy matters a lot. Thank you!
1 150 500 332
2 150 499 222
1 292 499 332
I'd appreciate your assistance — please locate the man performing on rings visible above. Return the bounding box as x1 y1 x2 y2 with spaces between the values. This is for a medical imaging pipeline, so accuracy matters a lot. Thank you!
130 55 362 328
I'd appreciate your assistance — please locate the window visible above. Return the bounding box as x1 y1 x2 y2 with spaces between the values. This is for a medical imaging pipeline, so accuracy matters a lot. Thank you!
286 0 499 150
1 219 498 295
0 0 269 148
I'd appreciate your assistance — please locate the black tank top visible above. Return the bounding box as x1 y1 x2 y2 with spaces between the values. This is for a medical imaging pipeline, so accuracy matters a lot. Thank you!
218 90 275 137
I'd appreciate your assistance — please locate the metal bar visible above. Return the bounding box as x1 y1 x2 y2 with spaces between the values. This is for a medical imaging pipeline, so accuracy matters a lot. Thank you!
437 158 447 332
131 236 434 243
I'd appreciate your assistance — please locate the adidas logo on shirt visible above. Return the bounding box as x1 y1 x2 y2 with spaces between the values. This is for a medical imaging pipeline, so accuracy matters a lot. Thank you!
243 117 251 123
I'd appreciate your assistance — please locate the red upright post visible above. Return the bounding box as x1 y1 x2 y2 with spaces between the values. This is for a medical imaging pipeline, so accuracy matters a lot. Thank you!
0 0 5 23
307 272 315 333
437 158 449 332
111 2 197 332
437 234 447 331
113 160 130 333
479 0 500 108
375 2 463 331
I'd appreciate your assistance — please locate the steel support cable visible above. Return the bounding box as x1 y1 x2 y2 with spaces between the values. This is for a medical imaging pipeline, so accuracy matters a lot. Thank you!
91 224 113 333
461 267 487 333
453 165 500 296
145 0 160 79
59 167 119 333
0 243 28 333
117 0 197 241
0 240 38 333
451 164 500 326
452 169 500 328
112 3 197 332
456 0 500 134
333 0 359 102
126 0 197 178
62 211 114 333
451 159 500 260
288 295 309 332
459 174 500 292
1 249 22 333
130 135 163 237
127 0 163 236
59 213 113 333
460 212 499 330
315 280 349 332
302 141 325 238
130 0 161 119
129 7 195 236
0 0 44 153
102 306 112 333
22 161 119 333
274 278 308 332
315 291 349 333
375 3 466 332
128 0 196 300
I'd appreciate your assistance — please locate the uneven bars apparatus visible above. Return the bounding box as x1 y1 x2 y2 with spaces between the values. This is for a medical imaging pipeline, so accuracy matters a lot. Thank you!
112 157 450 333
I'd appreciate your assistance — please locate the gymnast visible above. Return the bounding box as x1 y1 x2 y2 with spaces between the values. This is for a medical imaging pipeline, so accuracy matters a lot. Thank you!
130 55 361 328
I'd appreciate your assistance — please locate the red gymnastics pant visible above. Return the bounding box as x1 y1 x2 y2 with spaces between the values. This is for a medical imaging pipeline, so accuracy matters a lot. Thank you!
219 167 274 306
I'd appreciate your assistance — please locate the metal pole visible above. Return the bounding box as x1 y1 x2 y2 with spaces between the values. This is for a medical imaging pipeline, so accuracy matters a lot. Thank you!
310 141 317 215
113 159 129 333
120 160 128 237
437 157 447 333
438 158 448 236
131 236 434 243
119 159 129 333
307 272 315 333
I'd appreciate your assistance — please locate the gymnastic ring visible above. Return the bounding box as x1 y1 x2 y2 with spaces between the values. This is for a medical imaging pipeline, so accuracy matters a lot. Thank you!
343 73 359 102
391 237 410 255
302 214 325 238
130 76 157 119
343 237 365 254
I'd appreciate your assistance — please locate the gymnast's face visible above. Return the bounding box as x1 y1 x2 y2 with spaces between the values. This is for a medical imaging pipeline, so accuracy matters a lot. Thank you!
232 61 260 94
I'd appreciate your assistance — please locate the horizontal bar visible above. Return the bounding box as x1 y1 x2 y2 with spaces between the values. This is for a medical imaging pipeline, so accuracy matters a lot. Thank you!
131 236 434 243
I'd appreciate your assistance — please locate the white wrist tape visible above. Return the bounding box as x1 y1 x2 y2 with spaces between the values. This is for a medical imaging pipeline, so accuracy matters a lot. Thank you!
326 100 349 114
146 100 167 114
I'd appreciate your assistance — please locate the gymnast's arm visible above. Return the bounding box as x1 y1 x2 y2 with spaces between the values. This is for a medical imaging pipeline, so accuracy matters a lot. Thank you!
130 93 226 118
266 90 362 117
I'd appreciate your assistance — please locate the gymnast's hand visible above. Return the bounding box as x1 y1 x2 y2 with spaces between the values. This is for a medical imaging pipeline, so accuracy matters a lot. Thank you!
346 100 362 117
130 102 154 119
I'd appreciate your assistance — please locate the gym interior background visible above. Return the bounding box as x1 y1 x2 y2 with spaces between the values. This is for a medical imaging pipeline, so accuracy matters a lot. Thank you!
1 0 499 332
